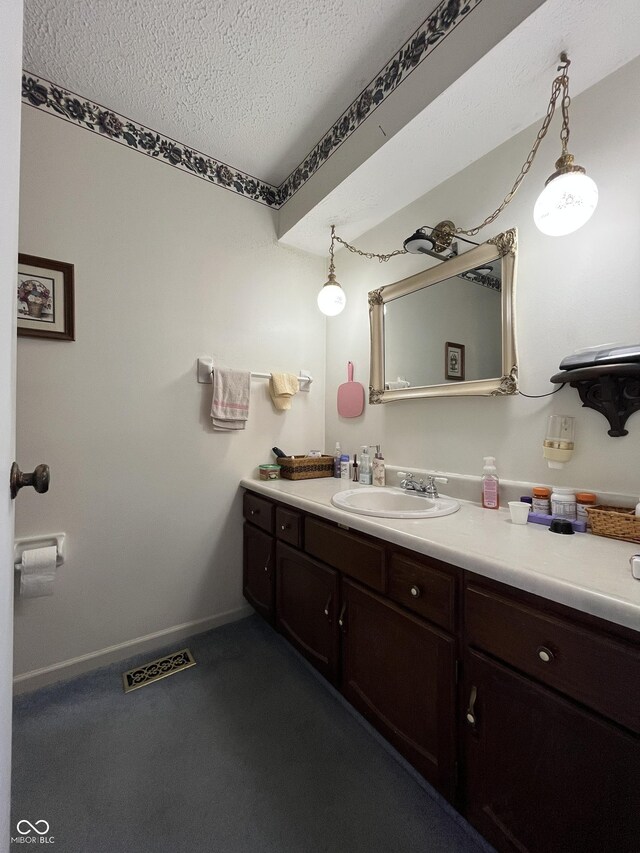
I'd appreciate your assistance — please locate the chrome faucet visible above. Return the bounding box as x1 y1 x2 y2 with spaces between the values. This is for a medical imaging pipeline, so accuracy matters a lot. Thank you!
397 472 449 499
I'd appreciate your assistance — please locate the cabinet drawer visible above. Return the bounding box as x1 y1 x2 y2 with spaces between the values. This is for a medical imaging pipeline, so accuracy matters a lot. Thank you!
305 518 386 593
243 492 274 534
465 583 640 733
388 552 456 632
275 506 302 548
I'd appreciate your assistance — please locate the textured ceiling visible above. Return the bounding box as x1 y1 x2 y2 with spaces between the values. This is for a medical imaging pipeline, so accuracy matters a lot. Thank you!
23 0 435 184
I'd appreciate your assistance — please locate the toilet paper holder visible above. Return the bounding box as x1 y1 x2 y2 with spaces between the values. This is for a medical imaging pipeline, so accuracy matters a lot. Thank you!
14 534 66 569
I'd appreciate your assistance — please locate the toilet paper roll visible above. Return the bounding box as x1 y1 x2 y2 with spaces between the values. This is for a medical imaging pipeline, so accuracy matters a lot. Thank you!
19 546 57 597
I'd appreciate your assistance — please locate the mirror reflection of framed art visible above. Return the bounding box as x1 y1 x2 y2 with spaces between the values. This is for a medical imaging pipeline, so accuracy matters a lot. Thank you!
445 342 465 381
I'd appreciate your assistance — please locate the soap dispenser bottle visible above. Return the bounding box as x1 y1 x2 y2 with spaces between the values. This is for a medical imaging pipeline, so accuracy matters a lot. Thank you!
359 446 372 485
481 456 500 509
372 445 385 487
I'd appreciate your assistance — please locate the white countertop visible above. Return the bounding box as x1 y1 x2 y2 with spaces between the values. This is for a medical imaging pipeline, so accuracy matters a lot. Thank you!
240 476 640 634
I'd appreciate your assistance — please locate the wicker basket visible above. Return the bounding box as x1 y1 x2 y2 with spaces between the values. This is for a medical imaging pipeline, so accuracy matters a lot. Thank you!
276 455 334 481
584 505 640 544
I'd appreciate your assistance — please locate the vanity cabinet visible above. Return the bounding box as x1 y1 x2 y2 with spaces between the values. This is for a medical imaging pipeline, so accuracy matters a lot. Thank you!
275 542 340 683
463 575 640 853
242 488 640 853
243 493 276 623
340 577 457 798
243 524 275 623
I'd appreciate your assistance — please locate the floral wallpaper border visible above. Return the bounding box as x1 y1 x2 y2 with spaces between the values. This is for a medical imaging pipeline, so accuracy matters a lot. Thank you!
21 0 483 209
278 0 483 205
22 73 280 207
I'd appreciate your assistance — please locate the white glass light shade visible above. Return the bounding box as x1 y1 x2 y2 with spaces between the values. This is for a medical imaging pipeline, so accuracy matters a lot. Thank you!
317 280 346 316
534 171 598 236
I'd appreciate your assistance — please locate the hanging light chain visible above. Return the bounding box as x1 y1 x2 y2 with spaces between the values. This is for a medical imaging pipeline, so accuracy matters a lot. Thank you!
333 231 407 263
456 54 571 237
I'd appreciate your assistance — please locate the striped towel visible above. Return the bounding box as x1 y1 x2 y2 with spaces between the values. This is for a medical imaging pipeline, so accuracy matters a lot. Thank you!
211 368 251 430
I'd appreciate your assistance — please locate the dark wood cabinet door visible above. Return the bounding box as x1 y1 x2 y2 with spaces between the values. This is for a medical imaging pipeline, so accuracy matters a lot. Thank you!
341 578 457 799
243 523 275 623
276 542 340 683
463 649 640 853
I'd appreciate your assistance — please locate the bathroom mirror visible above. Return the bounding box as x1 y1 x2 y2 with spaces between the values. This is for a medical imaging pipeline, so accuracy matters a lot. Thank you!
369 228 518 402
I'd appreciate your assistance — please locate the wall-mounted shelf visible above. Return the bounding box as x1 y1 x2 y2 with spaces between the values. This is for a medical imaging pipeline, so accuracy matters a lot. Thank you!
549 363 640 437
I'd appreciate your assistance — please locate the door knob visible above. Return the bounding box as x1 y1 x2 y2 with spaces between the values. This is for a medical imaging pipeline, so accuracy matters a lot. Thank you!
10 462 50 499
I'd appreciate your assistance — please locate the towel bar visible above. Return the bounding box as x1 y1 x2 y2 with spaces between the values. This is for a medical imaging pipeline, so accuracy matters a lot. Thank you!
196 357 312 391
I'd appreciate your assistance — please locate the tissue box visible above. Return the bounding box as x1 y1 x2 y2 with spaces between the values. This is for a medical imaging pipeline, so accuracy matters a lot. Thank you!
276 455 334 480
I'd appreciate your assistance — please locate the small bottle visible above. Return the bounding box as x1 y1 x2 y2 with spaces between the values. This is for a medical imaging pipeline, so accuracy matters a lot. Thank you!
576 492 596 528
340 454 350 481
359 446 372 485
481 456 499 509
532 486 551 514
551 487 577 520
352 453 359 482
372 445 385 487
333 442 342 478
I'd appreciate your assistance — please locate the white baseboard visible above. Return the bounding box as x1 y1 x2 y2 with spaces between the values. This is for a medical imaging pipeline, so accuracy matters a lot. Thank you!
13 604 254 694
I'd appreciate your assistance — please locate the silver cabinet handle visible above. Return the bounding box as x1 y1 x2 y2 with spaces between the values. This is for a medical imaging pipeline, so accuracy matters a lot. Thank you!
466 685 478 726
281 523 289 531
410 584 421 598
338 602 347 629
537 646 554 663
324 594 332 619
250 508 259 516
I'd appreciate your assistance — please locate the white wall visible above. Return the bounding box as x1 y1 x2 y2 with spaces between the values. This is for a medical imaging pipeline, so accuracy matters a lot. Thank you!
14 107 325 683
325 57 640 496
1 0 23 842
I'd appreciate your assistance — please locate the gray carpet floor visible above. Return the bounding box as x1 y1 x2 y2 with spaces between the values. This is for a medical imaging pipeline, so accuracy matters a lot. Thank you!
12 615 489 853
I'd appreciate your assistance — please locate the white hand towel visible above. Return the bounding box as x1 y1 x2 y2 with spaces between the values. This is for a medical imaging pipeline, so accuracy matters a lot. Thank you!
211 368 251 430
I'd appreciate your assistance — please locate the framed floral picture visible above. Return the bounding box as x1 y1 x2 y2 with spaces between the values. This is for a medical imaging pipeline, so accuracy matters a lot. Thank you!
445 341 465 381
17 254 75 341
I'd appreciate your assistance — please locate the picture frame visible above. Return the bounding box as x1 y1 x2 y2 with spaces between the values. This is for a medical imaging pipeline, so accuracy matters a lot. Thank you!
445 341 465 381
17 253 75 341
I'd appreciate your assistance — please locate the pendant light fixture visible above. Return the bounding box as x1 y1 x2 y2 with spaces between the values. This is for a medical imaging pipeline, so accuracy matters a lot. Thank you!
401 54 597 248
319 54 597 311
532 54 598 235
317 225 346 316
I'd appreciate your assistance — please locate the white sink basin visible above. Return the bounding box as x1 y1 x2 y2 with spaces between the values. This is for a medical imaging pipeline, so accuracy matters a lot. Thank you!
331 487 460 519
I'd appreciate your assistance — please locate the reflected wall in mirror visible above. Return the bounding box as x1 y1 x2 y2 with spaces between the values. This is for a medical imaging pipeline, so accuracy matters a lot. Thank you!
369 228 518 402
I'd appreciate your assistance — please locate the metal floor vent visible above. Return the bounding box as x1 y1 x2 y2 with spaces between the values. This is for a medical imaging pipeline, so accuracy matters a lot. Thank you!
122 648 196 693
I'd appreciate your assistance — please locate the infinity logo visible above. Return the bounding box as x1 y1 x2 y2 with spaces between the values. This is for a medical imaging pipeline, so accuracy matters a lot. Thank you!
16 820 50 835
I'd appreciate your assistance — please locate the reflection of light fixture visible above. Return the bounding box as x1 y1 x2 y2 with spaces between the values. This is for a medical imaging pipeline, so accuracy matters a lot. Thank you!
317 225 346 316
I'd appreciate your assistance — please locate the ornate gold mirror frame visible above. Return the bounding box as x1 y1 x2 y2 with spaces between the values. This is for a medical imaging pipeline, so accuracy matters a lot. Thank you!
369 228 518 402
